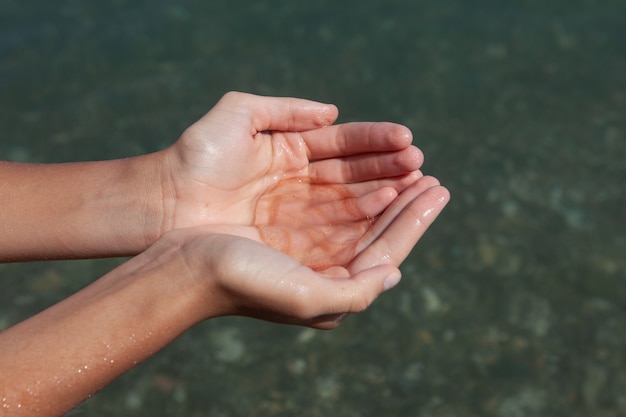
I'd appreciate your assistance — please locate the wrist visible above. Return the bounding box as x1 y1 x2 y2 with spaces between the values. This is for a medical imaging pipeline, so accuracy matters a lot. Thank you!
86 152 170 257
123 151 171 251
135 230 217 323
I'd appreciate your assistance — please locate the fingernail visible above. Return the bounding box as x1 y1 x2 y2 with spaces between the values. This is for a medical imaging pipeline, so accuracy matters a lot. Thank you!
383 272 402 291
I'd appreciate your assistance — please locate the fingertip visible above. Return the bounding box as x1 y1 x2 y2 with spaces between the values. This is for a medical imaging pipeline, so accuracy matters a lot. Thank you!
416 175 442 188
398 145 424 171
386 123 413 147
317 102 339 127
365 122 414 150
383 269 402 292
439 185 451 202
429 184 452 208
397 124 414 144
327 265 397 314
432 185 451 213
354 264 401 288
323 102 339 116
410 182 451 221
287 98 338 130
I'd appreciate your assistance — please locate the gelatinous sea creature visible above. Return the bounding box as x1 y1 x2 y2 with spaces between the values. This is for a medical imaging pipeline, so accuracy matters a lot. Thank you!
254 177 375 271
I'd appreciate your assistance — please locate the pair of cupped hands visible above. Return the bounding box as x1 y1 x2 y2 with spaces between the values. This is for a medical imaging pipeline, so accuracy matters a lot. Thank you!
144 92 449 329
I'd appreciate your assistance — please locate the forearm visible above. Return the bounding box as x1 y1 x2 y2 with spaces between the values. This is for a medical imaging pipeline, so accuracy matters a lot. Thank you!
0 154 166 261
0 244 203 416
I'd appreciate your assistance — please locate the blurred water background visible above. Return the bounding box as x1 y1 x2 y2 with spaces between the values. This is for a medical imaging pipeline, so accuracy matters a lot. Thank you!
1 0 624 416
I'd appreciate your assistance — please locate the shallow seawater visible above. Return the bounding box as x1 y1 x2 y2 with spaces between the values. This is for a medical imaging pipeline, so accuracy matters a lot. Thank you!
1 1 625 416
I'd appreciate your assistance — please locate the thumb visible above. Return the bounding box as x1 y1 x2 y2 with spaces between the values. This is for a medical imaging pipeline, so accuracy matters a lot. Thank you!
218 91 339 132
306 265 402 330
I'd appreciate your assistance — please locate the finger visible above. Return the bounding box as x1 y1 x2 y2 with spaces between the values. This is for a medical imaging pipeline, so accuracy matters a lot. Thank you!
317 266 351 278
308 146 423 183
343 171 424 196
360 176 443 248
350 181 450 272
254 184 397 272
299 264 402 329
294 186 398 224
356 187 398 219
302 122 414 160
254 176 398 224
217 91 339 132
298 184 398 225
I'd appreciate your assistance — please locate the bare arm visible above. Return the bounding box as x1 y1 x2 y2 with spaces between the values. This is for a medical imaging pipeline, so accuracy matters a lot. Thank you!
0 242 197 415
0 92 422 263
0 176 449 417
0 156 164 261
0 91 449 416
0 231 403 416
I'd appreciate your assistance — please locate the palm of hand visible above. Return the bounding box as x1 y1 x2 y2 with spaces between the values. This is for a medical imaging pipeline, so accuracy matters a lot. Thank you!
253 177 377 271
177 131 386 271
176 122 407 271
164 92 426 271
167 118 313 227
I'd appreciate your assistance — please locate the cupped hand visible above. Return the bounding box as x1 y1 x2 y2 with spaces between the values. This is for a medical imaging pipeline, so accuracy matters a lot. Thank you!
159 91 423 232
154 91 449 328
251 173 448 271
156 175 448 329
159 231 396 329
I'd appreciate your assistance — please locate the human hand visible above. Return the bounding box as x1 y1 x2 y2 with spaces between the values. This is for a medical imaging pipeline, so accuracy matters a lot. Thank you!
158 91 423 235
0 91 426 262
151 173 448 329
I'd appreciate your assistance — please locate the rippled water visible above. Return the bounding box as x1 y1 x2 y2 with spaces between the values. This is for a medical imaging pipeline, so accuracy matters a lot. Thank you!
1 1 624 416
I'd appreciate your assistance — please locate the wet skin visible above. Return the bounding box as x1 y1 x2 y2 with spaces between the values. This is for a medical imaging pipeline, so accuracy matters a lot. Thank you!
254 176 390 271
248 167 449 278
